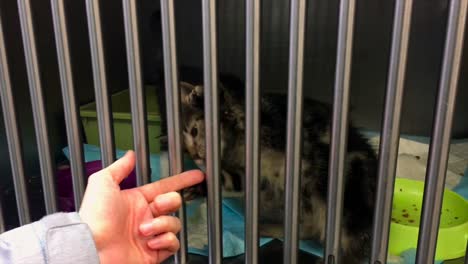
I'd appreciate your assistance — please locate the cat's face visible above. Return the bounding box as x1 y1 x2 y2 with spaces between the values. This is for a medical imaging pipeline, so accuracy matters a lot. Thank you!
178 81 240 168
182 111 206 168
179 81 207 167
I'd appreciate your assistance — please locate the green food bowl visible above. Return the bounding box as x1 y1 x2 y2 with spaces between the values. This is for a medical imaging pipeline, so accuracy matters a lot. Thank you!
388 178 468 260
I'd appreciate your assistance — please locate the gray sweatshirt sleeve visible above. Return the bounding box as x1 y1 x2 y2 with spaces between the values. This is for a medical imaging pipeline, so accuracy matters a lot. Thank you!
0 212 100 264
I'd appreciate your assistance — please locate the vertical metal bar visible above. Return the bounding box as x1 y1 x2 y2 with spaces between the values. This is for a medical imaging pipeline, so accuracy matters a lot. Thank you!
122 0 150 186
370 0 413 263
160 0 188 263
202 0 223 262
0 199 5 232
324 0 356 263
0 16 31 225
415 0 467 262
283 0 307 263
51 0 86 208
85 0 116 167
17 0 58 214
245 0 261 263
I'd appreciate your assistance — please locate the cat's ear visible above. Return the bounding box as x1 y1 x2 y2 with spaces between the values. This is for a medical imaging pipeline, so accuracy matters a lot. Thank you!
180 81 196 96
180 81 204 108
180 82 195 108
190 85 204 108
218 82 234 106
193 85 204 97
180 81 204 96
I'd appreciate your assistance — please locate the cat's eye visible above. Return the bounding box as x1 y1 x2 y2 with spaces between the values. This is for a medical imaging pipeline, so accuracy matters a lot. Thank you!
191 127 198 137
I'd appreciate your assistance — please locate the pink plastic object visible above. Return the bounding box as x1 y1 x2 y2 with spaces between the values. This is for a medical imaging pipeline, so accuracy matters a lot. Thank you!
56 160 137 212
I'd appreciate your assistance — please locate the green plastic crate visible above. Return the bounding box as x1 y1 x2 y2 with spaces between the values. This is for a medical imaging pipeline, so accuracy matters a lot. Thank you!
79 87 162 154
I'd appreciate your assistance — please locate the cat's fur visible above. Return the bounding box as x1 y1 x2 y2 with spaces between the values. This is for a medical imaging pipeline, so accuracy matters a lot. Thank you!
173 78 377 263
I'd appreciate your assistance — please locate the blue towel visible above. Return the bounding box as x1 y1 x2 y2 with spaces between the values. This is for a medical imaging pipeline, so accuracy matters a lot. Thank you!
184 197 275 257
62 144 467 263
453 168 468 200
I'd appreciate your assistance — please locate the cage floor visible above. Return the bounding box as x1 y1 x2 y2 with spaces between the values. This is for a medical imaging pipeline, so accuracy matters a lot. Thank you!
162 244 466 264
163 239 321 264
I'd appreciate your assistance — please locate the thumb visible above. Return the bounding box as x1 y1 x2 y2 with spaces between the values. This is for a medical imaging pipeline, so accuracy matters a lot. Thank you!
105 150 136 184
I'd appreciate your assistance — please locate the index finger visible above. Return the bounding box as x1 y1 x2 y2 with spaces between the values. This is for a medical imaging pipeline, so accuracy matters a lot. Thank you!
138 170 205 201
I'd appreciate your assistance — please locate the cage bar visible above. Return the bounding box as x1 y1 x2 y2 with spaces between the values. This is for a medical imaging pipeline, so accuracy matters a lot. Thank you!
51 0 86 208
85 0 116 167
415 0 467 262
0 15 31 225
123 0 150 186
245 0 261 263
202 0 223 262
0 200 4 233
17 0 58 214
160 0 188 263
283 0 307 263
370 0 413 262
325 0 356 262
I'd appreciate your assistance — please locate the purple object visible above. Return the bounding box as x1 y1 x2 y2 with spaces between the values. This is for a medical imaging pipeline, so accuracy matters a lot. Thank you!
56 160 138 212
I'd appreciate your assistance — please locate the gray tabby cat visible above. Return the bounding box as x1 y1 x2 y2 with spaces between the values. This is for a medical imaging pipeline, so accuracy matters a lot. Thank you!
177 80 377 264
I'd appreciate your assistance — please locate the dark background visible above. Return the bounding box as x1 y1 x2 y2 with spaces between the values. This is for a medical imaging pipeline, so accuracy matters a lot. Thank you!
0 1 467 260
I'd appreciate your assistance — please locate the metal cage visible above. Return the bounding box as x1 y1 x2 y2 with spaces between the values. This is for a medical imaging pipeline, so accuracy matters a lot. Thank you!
0 0 467 263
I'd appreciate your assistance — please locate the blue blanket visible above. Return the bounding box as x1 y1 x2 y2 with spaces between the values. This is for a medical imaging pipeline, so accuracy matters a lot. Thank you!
63 144 467 263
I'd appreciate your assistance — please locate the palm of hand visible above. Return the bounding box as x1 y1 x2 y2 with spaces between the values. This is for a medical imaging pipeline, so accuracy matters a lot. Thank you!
79 152 204 264
81 175 156 263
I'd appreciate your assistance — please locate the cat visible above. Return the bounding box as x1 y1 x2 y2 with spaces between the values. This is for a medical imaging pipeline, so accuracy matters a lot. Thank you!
173 78 378 263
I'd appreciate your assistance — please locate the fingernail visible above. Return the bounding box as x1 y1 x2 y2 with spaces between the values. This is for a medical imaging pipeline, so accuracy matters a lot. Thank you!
139 221 153 236
155 194 172 208
148 236 164 249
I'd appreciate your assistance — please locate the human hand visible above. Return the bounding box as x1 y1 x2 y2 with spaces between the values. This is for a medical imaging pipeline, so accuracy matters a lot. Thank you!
79 151 204 264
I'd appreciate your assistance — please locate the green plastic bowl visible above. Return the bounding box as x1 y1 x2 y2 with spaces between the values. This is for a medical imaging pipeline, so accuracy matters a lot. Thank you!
388 178 468 260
